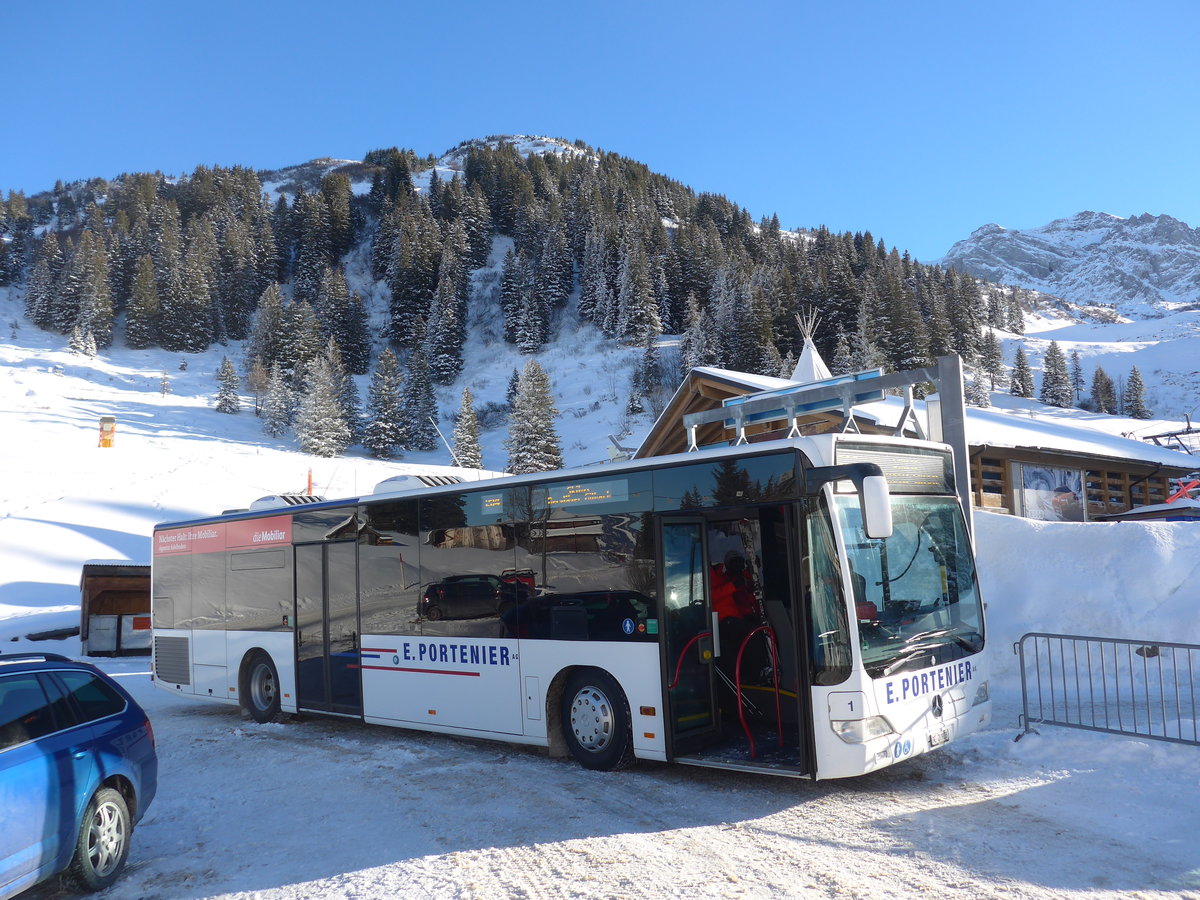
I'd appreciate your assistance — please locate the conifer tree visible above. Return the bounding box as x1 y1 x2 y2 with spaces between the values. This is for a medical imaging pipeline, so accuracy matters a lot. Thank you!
615 243 661 343
1123 365 1152 419
248 283 287 375
1069 350 1085 404
426 265 465 382
246 356 269 416
262 363 292 437
342 291 372 376
401 345 439 452
292 189 332 306
1090 366 1116 414
1010 345 1034 398
321 172 354 260
463 182 493 268
966 370 991 408
125 254 160 349
215 357 241 413
830 327 852 376
849 293 888 374
1038 341 1072 408
1005 289 1025 333
294 354 351 457
150 199 185 347
363 348 406 458
506 367 521 405
66 231 114 348
506 359 563 474
980 330 1004 389
24 231 62 330
325 338 362 441
69 324 97 357
452 386 484 469
679 293 717 375
386 200 442 348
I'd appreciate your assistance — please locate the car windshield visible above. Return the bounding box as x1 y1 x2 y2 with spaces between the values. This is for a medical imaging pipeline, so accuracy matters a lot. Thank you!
831 494 985 678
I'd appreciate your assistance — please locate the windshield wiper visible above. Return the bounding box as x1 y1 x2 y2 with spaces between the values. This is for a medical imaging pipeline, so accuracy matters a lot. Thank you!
878 629 982 677
903 627 981 652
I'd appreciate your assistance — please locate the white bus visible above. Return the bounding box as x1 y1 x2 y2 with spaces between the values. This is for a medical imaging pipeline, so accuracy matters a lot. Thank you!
151 433 990 779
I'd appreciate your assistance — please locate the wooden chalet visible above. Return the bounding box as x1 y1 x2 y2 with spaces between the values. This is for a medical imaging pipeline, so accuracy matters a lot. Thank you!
636 355 1197 523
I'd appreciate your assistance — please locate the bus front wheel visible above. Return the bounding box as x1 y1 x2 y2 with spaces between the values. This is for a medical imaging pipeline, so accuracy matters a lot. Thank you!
241 651 281 723
561 670 634 771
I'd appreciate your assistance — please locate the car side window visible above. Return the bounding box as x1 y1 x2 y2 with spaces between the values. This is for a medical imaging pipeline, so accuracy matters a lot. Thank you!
0 673 56 749
56 670 126 724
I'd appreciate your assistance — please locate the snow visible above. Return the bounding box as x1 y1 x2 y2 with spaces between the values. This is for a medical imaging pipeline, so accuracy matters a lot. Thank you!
5 289 1200 898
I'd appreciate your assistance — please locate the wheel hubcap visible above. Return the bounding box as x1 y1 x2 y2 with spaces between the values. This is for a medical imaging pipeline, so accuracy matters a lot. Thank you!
569 687 614 752
252 664 276 710
88 800 125 876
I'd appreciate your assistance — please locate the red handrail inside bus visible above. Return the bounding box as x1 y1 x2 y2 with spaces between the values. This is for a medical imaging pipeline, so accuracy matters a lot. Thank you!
735 625 783 759
667 631 712 690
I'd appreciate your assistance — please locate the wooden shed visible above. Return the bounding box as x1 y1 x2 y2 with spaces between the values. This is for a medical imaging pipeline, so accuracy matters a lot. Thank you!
80 561 151 656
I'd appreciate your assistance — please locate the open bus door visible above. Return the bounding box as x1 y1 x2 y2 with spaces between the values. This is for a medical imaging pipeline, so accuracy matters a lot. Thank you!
660 506 815 776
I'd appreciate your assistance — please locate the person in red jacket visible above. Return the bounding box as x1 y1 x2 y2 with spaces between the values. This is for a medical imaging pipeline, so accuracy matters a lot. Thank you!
710 551 757 621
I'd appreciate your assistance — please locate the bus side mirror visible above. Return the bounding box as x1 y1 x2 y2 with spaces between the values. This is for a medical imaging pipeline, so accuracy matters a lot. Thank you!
861 475 893 539
806 462 892 539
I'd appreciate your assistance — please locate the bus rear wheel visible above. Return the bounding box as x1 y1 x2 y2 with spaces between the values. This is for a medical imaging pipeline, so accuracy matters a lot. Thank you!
561 670 634 771
241 651 281 723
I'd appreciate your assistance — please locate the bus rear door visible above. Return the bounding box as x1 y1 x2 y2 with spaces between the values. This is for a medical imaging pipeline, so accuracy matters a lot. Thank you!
295 541 362 716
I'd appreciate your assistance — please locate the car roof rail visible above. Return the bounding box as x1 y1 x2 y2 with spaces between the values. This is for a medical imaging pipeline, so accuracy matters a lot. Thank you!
0 652 73 665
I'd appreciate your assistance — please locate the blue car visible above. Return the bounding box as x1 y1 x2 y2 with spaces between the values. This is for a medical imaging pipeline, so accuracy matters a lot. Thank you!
0 653 157 898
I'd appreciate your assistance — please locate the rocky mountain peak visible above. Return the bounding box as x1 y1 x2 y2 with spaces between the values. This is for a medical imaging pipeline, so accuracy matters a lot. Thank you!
938 211 1200 318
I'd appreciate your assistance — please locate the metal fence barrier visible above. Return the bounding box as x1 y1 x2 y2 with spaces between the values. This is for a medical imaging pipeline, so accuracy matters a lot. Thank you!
1015 632 1200 746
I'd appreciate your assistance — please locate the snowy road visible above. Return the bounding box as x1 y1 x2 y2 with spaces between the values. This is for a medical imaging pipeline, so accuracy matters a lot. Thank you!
23 661 1200 900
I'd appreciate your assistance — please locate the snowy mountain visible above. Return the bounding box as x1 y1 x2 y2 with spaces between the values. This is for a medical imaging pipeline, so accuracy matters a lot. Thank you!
938 211 1200 319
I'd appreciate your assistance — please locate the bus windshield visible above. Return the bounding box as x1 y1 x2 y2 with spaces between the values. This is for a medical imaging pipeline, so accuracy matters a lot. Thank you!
831 494 985 678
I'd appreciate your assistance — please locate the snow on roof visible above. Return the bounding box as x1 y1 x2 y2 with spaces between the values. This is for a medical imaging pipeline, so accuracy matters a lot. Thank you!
852 396 1198 468
688 366 795 392
963 405 1197 467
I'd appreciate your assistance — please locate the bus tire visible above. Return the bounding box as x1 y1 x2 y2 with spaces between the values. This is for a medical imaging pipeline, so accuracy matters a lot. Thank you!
561 669 635 771
241 651 281 723
68 786 131 891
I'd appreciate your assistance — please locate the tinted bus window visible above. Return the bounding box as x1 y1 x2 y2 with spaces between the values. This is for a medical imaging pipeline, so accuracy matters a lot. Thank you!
186 552 226 630
515 474 657 641
358 499 421 636
293 507 360 543
227 548 291 632
153 554 190 629
653 452 797 511
418 490 520 637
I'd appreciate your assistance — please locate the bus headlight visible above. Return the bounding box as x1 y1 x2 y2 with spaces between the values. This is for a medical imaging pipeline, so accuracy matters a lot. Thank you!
972 681 990 707
831 716 894 743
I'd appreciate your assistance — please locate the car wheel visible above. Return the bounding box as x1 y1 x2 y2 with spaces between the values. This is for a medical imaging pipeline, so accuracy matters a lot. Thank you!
241 651 281 723
68 786 131 892
561 670 635 771
425 605 443 621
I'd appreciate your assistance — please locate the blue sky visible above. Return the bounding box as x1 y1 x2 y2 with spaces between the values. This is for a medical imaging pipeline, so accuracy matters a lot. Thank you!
4 1 1197 261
